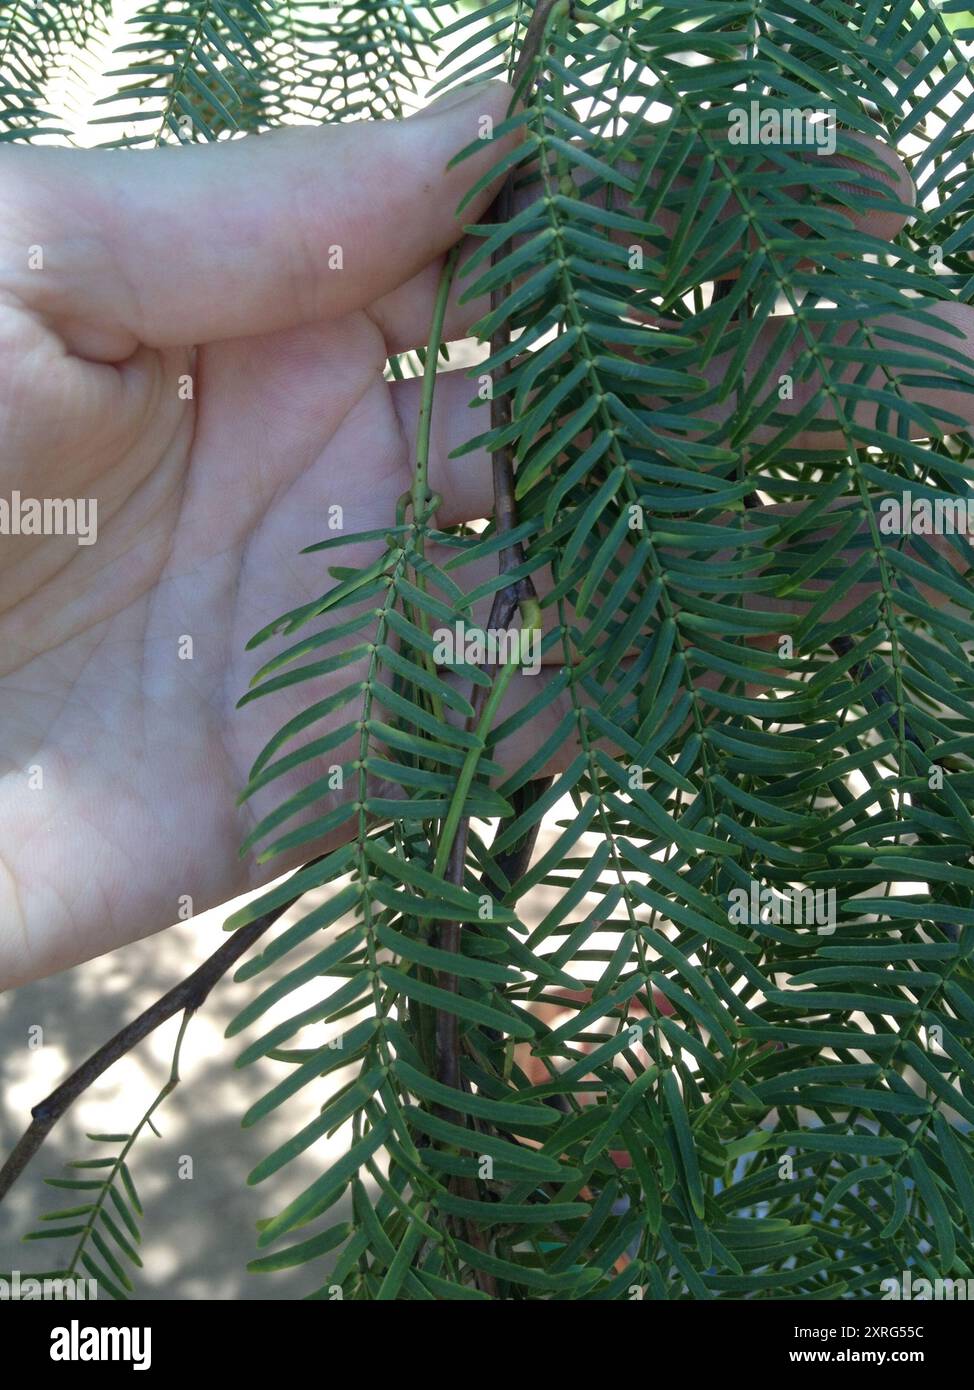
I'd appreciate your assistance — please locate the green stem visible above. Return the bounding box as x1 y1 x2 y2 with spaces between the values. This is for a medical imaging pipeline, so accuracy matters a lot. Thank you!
410 244 461 531
433 656 519 879
404 244 461 731
66 1009 194 1283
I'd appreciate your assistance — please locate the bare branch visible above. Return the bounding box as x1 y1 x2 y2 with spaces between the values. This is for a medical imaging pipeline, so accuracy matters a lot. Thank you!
0 892 299 1204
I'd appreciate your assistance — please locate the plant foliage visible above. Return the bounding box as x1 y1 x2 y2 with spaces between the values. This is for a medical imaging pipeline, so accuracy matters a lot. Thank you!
8 0 974 1300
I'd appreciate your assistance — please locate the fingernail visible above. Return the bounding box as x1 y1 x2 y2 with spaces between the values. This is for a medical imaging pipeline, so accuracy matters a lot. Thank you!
413 79 502 119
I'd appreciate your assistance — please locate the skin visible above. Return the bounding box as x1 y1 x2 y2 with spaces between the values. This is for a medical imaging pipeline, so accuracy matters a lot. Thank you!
1 80 973 989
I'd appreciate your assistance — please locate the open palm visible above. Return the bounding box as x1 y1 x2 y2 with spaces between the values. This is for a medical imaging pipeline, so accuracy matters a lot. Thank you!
2 83 972 987
0 84 527 985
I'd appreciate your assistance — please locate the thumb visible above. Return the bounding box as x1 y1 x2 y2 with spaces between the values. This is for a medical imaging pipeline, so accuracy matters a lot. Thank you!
2 81 516 356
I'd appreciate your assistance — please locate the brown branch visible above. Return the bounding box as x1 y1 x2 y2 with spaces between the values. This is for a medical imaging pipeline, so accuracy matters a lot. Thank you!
0 891 299 1204
480 778 555 901
433 0 563 1082
433 834 468 1099
431 0 568 1296
483 0 567 587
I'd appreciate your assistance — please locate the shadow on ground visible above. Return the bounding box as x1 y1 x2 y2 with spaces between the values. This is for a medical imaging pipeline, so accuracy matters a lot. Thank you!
0 888 358 1301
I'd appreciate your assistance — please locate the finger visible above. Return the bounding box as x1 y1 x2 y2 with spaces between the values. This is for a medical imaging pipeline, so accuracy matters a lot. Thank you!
439 659 578 782
643 129 915 277
406 301 974 522
400 303 974 531
692 300 974 448
391 367 493 524
368 131 915 355
0 81 519 358
406 349 974 667
423 534 623 670
441 647 779 788
737 499 974 628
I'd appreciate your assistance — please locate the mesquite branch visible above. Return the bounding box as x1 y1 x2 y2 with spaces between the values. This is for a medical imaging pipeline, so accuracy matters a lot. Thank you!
0 893 298 1204
428 1 567 1291
432 0 566 1099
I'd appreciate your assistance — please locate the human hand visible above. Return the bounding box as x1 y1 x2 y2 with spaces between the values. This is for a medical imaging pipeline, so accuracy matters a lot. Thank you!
0 81 527 985
2 89 972 988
